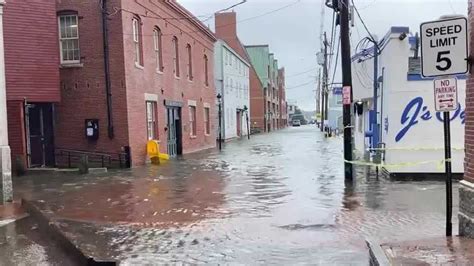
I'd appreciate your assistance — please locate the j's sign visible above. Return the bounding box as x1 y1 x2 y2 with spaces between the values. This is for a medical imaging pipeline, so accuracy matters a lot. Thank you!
420 17 468 77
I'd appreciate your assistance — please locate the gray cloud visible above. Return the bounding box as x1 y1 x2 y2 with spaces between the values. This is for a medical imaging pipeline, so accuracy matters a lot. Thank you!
178 0 467 110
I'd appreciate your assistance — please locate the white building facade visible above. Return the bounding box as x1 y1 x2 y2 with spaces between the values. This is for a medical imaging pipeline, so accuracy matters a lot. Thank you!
214 40 250 140
352 26 466 175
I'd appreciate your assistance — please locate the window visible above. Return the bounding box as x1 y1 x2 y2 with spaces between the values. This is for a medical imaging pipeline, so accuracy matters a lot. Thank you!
204 54 209 86
172 36 180 77
132 16 143 66
186 44 193 80
189 106 196 136
204 107 210 135
153 27 163 72
225 50 229 65
58 14 80 64
146 101 158 140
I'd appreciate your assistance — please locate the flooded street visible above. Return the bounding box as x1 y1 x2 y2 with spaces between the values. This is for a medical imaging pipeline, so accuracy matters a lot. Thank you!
14 126 458 264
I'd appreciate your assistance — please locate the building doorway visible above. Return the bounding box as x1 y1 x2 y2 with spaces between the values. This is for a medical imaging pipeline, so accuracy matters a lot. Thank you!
26 103 55 167
166 106 182 157
236 110 241 137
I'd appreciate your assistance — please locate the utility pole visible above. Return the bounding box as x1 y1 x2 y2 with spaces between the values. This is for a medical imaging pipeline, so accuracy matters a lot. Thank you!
0 0 12 203
320 32 329 133
316 68 321 128
340 0 354 179
323 32 329 128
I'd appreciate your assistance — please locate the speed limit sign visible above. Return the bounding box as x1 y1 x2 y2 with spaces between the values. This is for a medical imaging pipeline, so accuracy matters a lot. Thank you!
420 17 468 77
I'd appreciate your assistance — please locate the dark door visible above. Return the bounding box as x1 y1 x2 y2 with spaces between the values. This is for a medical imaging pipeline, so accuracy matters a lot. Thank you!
236 111 241 137
167 107 182 157
26 103 55 167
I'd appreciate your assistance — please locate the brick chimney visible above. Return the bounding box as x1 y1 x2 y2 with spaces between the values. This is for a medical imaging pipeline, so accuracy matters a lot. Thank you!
215 12 237 39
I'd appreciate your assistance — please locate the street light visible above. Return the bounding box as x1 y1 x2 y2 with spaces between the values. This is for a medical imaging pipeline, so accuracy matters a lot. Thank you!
217 93 222 151
244 105 250 140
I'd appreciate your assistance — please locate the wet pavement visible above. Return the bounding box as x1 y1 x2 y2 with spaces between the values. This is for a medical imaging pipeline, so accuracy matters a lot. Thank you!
11 125 459 264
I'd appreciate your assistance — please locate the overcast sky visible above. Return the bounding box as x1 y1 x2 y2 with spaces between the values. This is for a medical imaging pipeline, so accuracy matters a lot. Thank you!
178 0 467 111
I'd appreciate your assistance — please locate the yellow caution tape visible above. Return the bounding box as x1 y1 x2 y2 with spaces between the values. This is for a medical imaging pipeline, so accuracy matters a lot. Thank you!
365 147 464 151
345 158 452 170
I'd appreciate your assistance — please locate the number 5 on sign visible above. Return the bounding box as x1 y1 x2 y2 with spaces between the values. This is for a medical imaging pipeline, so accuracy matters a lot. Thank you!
420 16 468 77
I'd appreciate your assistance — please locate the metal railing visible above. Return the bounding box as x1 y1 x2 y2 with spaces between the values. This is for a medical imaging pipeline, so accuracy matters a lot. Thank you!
55 148 130 169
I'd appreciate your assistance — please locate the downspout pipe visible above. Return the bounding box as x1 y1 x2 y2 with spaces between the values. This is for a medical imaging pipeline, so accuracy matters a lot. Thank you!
372 41 379 150
102 0 114 139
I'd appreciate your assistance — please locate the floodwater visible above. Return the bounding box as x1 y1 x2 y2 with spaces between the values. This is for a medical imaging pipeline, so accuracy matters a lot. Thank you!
13 125 458 264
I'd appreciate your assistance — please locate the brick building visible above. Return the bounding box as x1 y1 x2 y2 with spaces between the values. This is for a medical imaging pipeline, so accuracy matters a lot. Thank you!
460 2 474 237
55 0 216 166
4 0 60 170
278 68 287 128
245 45 282 132
214 12 266 133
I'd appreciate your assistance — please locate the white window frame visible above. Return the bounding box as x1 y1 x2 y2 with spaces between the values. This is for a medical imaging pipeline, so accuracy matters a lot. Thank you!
132 17 143 66
173 36 180 77
58 14 80 64
153 27 163 72
187 44 193 80
189 105 197 136
204 107 210 135
204 54 209 86
146 101 158 140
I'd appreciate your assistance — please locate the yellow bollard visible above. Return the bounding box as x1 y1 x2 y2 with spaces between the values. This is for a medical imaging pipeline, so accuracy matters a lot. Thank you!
147 140 160 164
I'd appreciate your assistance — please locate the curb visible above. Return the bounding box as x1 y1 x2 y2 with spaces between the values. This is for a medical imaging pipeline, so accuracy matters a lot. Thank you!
366 239 390 266
21 199 116 266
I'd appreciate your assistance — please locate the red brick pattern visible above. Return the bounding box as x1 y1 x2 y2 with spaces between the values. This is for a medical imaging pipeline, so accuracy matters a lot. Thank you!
55 0 129 160
6 101 26 168
55 0 216 166
3 0 60 102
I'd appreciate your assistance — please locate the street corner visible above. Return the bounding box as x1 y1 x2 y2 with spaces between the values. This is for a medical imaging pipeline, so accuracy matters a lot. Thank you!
372 236 474 265
21 198 119 265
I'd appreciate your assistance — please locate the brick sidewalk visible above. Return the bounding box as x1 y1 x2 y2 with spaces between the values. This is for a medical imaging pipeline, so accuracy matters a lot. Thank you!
369 236 474 265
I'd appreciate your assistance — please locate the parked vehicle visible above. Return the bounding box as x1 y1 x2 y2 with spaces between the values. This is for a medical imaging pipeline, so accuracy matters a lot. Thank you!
292 120 301 127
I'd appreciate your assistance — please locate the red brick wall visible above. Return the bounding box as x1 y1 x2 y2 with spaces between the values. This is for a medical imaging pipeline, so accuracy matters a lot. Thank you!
119 0 217 165
55 0 130 158
466 1 474 183
6 101 26 168
278 68 287 128
250 68 265 131
4 0 60 102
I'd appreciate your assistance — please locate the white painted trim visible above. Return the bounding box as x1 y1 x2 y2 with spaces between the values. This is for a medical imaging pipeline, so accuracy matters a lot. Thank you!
144 93 158 102
203 102 210 108
461 180 474 190
188 100 197 106
135 62 144 70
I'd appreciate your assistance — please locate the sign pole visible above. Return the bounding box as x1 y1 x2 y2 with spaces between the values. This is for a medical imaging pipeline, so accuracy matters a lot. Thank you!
443 111 453 237
421 15 467 238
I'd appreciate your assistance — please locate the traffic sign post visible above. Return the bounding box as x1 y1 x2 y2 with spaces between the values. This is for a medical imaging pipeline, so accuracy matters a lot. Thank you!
433 77 458 237
421 16 468 237
420 17 468 77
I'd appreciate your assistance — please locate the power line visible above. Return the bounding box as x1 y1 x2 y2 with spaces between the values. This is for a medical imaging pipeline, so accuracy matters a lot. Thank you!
202 0 248 22
117 0 301 37
351 0 375 41
286 80 316 90
286 67 318 78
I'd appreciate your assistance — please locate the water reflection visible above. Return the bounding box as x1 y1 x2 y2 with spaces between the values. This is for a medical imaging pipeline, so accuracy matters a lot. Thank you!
12 126 458 264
